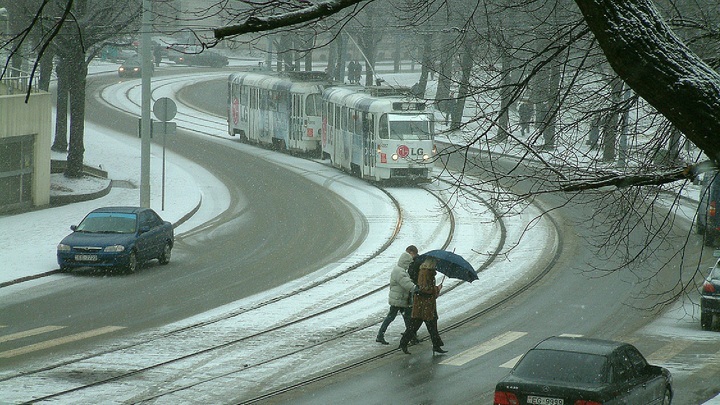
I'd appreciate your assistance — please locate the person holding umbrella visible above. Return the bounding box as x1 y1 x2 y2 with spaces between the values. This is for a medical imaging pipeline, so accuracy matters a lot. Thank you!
398 257 447 354
376 245 419 345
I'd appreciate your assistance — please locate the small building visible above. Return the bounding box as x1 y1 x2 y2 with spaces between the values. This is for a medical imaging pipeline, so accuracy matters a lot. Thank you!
0 70 52 213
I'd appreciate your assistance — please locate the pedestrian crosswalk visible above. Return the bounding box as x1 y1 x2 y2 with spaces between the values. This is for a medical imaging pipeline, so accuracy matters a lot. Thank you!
437 330 716 372
440 331 527 367
0 325 125 358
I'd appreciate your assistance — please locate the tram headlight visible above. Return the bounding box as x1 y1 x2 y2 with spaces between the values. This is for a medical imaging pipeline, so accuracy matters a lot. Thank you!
377 146 382 154
423 154 430 160
392 153 399 161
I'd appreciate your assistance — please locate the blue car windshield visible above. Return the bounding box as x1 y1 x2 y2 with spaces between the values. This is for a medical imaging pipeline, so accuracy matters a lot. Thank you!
77 213 137 234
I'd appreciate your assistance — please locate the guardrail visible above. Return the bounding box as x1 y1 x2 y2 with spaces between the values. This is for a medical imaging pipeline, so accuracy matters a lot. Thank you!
1 67 39 95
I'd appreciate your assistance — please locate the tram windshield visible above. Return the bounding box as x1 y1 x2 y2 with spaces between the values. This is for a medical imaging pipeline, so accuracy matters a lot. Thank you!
306 94 322 116
385 114 433 140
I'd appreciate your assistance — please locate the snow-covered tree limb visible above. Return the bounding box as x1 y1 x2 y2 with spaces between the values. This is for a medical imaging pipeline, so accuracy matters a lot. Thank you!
214 0 369 40
574 0 720 167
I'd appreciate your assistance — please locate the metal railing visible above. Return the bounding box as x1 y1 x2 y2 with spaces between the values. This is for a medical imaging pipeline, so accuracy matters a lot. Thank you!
0 67 39 96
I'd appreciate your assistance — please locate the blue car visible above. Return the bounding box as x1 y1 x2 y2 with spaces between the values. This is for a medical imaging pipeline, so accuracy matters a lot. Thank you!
57 207 174 273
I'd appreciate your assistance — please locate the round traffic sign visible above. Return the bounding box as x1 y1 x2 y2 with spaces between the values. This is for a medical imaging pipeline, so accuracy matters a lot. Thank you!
153 97 177 122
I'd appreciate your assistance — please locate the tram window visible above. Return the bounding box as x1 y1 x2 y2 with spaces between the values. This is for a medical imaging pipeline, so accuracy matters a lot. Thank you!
250 88 257 109
341 107 348 130
350 111 358 134
389 119 432 140
241 87 248 106
306 94 321 116
362 113 370 138
327 102 334 124
379 114 389 139
335 106 341 127
268 90 277 111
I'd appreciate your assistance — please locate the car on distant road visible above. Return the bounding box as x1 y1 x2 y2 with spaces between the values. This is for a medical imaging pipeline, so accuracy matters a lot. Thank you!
118 55 153 78
494 336 672 405
57 207 174 273
701 258 720 330
167 45 228 68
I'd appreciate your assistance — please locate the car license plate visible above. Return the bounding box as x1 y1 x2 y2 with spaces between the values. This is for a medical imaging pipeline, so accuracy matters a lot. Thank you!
75 254 98 262
527 396 563 405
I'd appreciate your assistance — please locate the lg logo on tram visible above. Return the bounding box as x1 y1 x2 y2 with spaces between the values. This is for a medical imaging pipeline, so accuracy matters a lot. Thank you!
395 145 424 158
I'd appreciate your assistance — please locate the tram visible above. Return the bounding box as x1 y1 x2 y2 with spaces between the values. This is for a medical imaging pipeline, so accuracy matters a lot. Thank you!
321 86 435 182
227 70 330 155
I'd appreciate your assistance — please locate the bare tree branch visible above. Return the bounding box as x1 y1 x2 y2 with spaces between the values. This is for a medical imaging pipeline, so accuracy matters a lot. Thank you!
214 0 368 40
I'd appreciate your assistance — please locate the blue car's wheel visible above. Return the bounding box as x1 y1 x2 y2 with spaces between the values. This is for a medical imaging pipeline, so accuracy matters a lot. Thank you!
125 251 138 273
158 242 171 265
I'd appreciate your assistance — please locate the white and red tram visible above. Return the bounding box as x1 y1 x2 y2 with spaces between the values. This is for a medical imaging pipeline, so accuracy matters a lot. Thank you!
227 70 329 155
321 86 435 182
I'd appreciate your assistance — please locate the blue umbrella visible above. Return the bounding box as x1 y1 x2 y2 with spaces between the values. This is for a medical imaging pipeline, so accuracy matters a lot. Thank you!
417 249 478 283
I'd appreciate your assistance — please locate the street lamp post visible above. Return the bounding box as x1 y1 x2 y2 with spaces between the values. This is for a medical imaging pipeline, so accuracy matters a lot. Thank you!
140 0 152 207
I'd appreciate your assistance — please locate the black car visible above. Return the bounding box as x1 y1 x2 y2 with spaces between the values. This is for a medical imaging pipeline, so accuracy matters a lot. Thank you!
57 207 174 273
696 170 720 246
494 336 672 405
167 46 228 68
701 258 720 330
118 55 153 78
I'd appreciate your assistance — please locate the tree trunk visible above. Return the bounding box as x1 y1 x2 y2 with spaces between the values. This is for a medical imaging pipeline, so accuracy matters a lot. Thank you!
496 50 513 141
38 48 54 92
52 57 69 152
452 39 474 131
414 34 433 98
602 78 623 161
65 58 87 178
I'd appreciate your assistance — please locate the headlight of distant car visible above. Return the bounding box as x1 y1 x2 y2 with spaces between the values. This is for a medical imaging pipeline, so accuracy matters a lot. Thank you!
104 245 126 253
57 243 70 252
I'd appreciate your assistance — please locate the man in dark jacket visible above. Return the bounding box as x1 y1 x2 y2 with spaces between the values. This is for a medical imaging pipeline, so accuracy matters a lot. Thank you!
376 245 419 345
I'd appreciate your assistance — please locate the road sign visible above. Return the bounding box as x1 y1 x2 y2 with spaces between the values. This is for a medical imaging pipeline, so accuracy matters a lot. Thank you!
153 97 177 122
152 121 176 136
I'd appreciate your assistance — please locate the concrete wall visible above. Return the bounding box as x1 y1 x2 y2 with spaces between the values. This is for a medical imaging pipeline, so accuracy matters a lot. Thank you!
0 91 52 208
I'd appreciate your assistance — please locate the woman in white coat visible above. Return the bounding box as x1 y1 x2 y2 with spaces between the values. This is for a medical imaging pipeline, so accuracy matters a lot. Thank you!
376 246 419 345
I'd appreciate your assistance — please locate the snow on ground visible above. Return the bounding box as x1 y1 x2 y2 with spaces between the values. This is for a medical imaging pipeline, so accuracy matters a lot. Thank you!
1 57 719 403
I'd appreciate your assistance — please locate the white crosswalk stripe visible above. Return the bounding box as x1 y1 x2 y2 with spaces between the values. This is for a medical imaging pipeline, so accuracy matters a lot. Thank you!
0 326 125 358
440 331 527 367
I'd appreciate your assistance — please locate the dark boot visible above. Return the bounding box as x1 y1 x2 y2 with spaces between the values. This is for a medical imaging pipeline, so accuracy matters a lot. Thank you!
433 346 448 354
398 333 412 354
376 335 389 345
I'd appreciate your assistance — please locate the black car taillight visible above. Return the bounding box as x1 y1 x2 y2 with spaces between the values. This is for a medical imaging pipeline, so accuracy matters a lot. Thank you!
494 391 519 405
703 282 716 293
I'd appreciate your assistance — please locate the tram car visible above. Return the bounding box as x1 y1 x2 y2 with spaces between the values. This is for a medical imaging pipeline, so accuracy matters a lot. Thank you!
321 86 436 182
227 70 330 155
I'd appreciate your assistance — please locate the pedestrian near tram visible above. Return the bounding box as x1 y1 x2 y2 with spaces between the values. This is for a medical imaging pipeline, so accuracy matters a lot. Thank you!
398 257 447 354
376 245 420 345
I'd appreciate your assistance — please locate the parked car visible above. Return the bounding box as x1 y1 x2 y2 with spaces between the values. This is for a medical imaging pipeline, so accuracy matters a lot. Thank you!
57 207 174 273
494 336 672 405
697 170 720 246
167 45 228 68
701 257 720 330
118 55 153 78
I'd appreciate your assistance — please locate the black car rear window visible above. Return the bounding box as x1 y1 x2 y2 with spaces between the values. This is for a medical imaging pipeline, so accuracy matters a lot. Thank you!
513 349 608 384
